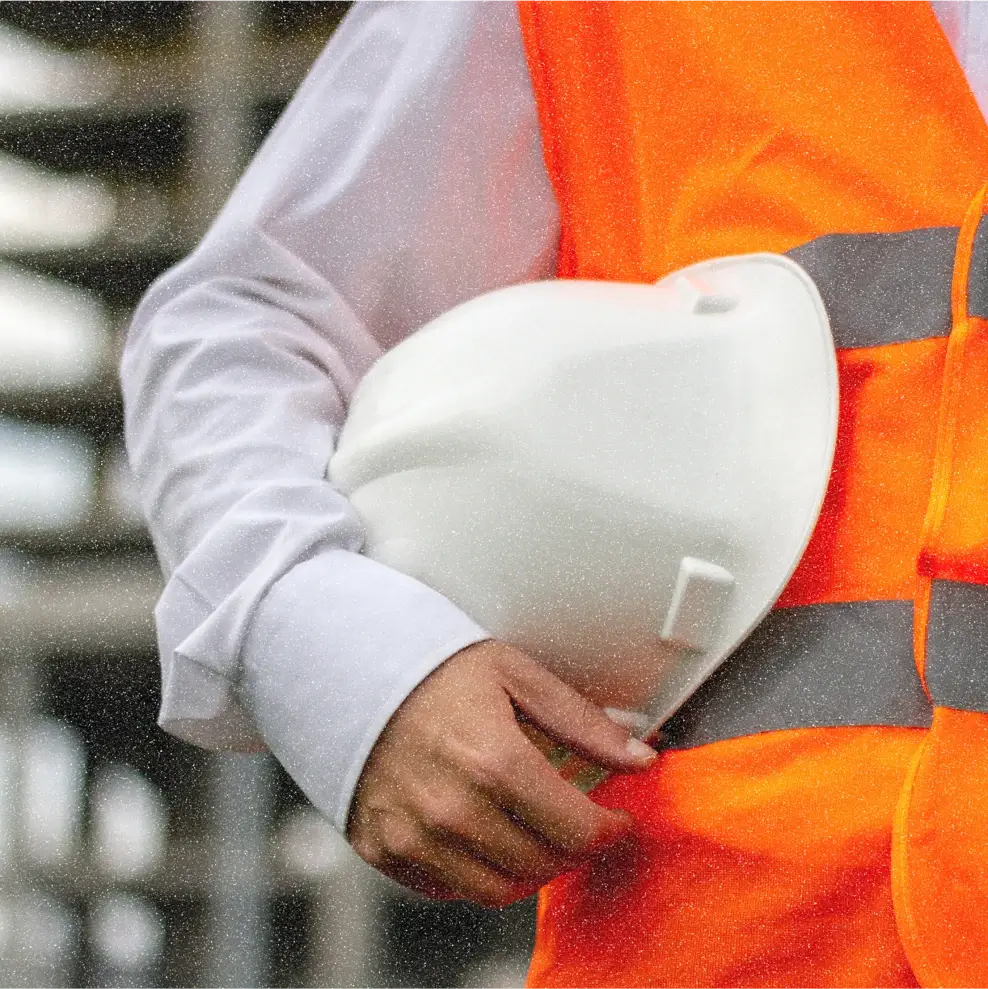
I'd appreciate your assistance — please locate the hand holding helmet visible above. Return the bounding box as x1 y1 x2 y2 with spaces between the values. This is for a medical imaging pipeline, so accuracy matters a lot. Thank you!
341 253 837 903
348 639 656 907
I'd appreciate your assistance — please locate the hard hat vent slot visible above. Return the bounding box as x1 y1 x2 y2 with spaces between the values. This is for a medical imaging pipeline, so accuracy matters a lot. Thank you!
660 557 735 652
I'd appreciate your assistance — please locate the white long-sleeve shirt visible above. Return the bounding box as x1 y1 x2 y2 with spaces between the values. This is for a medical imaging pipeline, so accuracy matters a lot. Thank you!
121 0 988 834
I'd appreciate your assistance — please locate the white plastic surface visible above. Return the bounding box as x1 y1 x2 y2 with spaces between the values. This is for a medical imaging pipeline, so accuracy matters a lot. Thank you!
660 557 735 652
330 255 838 737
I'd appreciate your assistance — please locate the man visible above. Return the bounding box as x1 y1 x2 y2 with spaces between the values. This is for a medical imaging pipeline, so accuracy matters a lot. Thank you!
122 3 988 986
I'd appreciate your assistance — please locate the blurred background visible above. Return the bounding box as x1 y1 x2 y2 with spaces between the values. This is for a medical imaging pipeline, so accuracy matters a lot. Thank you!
0 2 535 986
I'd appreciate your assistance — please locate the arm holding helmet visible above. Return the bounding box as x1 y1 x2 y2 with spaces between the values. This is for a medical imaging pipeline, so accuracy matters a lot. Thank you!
122 0 652 908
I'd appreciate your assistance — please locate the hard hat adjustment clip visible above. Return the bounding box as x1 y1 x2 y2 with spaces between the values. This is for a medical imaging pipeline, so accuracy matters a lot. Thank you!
660 556 735 652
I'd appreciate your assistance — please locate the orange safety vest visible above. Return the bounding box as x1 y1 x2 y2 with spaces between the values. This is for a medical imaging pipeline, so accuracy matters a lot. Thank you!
517 4 988 987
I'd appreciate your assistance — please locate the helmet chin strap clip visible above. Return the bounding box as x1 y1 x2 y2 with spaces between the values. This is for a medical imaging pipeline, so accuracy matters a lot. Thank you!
660 556 735 653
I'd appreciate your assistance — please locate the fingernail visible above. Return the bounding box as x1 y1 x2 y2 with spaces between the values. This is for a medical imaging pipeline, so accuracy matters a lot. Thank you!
625 738 657 762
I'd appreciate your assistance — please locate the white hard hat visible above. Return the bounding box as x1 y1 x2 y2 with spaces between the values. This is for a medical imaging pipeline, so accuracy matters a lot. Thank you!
330 254 838 738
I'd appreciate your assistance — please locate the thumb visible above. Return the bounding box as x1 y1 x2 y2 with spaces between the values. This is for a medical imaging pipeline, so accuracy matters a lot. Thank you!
503 653 657 773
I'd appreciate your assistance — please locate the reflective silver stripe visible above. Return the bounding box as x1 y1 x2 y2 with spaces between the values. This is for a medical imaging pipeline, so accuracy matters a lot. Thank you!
925 579 988 711
970 216 988 319
663 601 932 750
787 228 955 349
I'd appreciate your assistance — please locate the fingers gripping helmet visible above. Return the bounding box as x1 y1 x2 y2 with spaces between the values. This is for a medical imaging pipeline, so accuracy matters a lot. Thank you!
330 255 838 737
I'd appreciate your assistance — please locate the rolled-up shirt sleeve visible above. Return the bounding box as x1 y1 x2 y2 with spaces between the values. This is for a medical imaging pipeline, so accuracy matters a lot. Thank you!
120 0 558 831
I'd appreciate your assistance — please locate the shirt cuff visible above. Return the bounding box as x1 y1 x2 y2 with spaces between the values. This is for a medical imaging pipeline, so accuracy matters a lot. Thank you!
234 549 489 832
156 569 269 752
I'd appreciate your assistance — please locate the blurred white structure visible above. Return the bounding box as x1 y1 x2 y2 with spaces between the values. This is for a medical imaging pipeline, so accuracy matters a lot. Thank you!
0 24 113 111
0 734 15 867
0 419 94 534
461 954 531 989
103 442 147 531
0 265 110 392
277 805 355 880
21 719 86 868
0 153 116 250
91 764 168 880
14 891 78 988
89 893 165 988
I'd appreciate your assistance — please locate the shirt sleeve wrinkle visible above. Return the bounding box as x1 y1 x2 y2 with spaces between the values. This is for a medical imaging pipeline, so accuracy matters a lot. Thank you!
120 0 558 830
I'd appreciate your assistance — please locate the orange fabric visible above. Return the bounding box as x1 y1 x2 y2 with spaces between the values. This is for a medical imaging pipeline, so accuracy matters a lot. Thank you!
919 187 988 583
891 193 988 988
518 2 988 987
777 339 945 607
930 312 988 583
530 729 924 989
519 2 988 284
892 708 988 988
